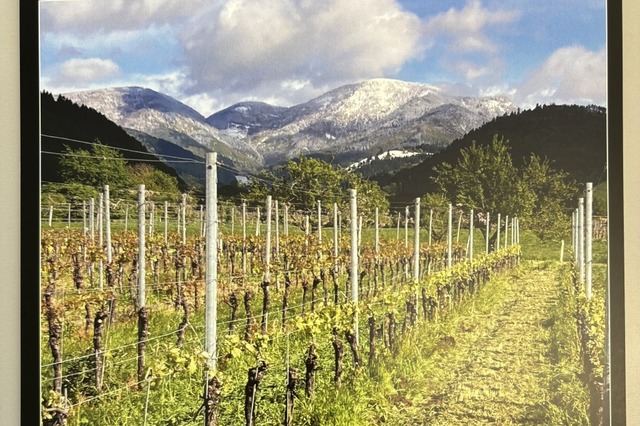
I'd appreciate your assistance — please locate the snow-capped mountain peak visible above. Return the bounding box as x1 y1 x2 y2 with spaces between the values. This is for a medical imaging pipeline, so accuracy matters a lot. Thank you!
64 86 206 123
58 78 516 170
61 86 263 168
244 78 516 162
206 101 289 136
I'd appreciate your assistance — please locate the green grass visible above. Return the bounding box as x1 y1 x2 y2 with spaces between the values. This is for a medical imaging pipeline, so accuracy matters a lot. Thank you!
519 229 607 264
545 263 591 425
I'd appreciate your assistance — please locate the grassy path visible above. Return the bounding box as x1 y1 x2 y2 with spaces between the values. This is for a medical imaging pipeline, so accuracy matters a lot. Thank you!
391 261 572 425
427 262 558 425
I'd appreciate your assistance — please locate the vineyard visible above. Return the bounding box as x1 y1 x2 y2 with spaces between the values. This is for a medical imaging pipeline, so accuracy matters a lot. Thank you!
39 156 606 426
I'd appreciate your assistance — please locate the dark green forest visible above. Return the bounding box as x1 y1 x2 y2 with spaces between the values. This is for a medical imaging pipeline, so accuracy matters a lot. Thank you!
380 104 606 202
40 92 188 190
40 92 246 198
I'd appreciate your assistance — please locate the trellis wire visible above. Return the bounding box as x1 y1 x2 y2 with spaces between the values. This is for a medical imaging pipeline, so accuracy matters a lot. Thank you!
41 151 528 424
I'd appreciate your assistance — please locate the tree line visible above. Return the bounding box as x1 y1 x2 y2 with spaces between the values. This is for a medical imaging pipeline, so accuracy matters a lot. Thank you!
46 133 579 240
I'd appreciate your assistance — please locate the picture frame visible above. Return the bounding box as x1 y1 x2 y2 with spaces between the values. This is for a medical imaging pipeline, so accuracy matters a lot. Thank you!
8 0 637 424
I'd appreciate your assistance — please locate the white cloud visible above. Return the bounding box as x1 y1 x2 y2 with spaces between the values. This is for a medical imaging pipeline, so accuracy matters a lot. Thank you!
42 68 188 104
455 35 497 54
479 84 516 98
43 25 174 57
52 58 121 85
180 93 224 119
179 0 424 103
418 0 520 93
181 79 335 116
423 0 519 54
41 0 426 112
515 45 606 107
448 60 491 81
38 0 605 116
132 70 192 98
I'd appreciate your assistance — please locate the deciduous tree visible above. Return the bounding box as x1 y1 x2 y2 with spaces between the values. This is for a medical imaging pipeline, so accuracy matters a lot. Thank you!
59 140 131 191
520 154 577 238
246 157 389 220
430 134 577 240
129 163 181 201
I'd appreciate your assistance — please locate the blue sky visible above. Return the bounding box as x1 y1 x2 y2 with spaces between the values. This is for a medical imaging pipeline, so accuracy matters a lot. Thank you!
39 0 606 117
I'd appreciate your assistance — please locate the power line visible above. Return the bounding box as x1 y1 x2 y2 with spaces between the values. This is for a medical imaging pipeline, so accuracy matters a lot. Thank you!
216 162 382 203
42 133 392 205
41 133 204 163
41 150 197 164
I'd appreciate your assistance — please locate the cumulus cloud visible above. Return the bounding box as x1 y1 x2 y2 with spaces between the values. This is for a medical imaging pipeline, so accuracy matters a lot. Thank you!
178 0 424 104
51 58 121 85
41 0 426 110
515 45 606 107
38 0 606 115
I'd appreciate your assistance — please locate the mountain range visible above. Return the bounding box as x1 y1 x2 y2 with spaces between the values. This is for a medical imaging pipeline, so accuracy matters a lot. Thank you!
54 79 605 204
61 78 516 172
60 86 263 172
212 79 515 165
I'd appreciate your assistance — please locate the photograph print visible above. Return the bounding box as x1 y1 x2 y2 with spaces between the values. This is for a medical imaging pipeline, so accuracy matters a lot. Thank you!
36 1 616 425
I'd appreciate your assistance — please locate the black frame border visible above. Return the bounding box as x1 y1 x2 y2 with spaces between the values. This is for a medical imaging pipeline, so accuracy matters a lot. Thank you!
20 0 627 424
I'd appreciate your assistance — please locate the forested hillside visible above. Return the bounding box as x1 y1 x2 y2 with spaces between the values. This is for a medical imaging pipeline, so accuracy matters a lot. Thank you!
40 92 188 189
380 104 606 202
